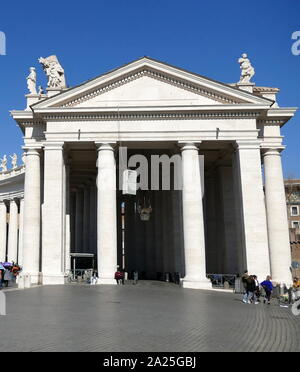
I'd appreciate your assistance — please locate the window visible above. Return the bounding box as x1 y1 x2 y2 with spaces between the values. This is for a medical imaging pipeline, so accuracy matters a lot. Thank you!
291 221 300 229
291 206 299 216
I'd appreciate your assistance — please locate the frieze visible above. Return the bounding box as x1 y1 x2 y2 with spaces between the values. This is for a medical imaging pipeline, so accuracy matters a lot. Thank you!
43 111 260 122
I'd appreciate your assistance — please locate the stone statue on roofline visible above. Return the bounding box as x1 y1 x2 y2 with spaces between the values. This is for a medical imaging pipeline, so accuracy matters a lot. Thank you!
238 53 255 83
22 152 26 166
0 155 7 172
38 55 66 89
10 153 17 169
26 67 37 95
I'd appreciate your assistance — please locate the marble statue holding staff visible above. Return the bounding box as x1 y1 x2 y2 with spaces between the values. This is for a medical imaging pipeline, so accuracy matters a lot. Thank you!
238 53 255 83
10 153 17 169
27 67 37 94
38 55 66 89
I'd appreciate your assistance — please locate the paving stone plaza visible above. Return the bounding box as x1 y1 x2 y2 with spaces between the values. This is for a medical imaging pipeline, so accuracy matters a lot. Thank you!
1 283 299 352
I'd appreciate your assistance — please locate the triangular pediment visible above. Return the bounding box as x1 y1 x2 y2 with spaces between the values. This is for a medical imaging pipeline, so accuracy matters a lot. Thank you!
32 57 273 111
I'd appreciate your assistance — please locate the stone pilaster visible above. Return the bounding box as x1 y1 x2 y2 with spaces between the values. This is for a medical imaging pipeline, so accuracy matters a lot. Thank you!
96 143 117 284
234 141 271 280
7 199 19 263
75 189 84 253
89 185 97 255
218 166 238 274
22 148 41 283
83 187 90 253
263 148 292 284
180 143 211 289
64 160 71 272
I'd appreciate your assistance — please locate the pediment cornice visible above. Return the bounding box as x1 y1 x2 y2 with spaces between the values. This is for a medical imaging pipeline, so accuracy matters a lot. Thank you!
59 68 239 107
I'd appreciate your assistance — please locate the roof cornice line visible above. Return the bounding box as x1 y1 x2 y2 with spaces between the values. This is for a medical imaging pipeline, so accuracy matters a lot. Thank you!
30 57 272 110
33 104 270 114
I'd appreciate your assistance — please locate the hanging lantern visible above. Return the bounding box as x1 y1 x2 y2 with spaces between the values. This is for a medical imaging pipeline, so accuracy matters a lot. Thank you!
137 195 152 221
122 169 137 195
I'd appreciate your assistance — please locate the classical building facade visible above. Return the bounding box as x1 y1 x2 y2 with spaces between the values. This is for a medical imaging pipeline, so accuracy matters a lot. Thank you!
0 56 297 288
285 179 300 277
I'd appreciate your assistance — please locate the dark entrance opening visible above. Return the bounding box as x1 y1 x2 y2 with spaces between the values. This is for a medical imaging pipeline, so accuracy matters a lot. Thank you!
117 148 185 281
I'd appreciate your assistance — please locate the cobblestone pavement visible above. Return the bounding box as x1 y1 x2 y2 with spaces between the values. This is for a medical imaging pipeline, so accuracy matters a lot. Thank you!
0 282 299 352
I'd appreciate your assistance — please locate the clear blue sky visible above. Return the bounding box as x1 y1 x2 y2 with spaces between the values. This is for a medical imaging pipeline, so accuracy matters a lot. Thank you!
0 0 299 177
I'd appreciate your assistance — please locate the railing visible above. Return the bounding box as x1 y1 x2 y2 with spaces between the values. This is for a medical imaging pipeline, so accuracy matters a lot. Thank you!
0 166 25 181
207 274 237 290
66 269 94 283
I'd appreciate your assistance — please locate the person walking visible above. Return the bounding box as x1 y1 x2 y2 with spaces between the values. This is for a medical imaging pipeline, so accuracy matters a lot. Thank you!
261 276 274 305
253 275 260 303
133 270 138 285
245 275 258 304
3 267 13 287
114 270 123 285
292 277 300 289
292 277 300 301
242 270 249 303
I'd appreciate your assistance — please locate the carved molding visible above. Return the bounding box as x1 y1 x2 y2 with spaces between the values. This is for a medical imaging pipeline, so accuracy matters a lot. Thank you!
59 69 241 108
43 111 260 122
257 119 285 125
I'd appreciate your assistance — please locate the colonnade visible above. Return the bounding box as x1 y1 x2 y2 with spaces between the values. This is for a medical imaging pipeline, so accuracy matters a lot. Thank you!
0 196 24 264
17 140 292 287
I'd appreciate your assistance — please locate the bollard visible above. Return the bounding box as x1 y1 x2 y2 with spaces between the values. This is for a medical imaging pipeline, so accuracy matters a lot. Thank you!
24 273 31 288
18 274 25 289
0 292 6 316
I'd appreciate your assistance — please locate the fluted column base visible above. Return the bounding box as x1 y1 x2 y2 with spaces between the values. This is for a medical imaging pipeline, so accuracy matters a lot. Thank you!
182 280 212 290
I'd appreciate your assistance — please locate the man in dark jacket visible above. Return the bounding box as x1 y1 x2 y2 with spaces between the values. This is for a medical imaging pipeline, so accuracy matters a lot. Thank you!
246 276 257 304
242 270 249 303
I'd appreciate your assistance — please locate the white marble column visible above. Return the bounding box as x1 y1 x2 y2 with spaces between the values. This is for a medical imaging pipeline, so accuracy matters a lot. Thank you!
263 148 292 284
0 201 7 262
64 161 71 272
18 198 24 265
234 141 270 280
96 143 117 284
22 148 41 284
42 143 65 284
89 185 97 255
218 166 239 274
7 199 19 263
180 143 211 289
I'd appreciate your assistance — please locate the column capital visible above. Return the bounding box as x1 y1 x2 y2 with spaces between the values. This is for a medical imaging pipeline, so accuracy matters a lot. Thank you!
95 142 116 152
261 147 285 157
9 198 18 204
178 142 202 152
43 142 65 151
22 146 42 156
234 140 262 150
